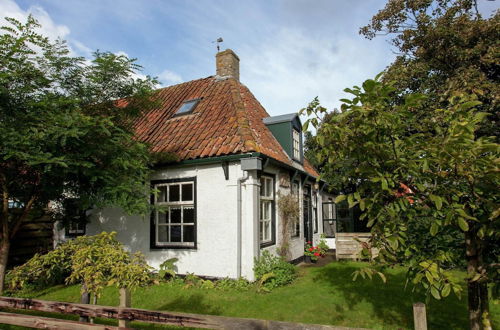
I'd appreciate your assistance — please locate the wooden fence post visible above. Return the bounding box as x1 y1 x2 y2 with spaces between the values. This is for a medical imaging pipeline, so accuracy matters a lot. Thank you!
79 286 90 323
413 302 427 330
119 287 131 329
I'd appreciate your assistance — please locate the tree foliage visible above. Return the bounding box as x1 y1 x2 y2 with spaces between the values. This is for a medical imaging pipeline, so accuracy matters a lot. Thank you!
0 16 158 292
303 76 499 329
360 0 499 140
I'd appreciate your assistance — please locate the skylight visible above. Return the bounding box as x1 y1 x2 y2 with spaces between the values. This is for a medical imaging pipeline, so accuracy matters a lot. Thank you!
176 99 200 115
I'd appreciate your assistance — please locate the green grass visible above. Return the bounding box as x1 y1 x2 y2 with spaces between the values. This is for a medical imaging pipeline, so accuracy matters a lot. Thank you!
3 261 500 329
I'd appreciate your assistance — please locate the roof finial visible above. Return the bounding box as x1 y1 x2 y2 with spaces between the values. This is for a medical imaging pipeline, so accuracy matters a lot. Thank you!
213 37 223 52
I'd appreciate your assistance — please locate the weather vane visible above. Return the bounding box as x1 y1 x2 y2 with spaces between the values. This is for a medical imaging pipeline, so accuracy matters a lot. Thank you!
212 37 223 52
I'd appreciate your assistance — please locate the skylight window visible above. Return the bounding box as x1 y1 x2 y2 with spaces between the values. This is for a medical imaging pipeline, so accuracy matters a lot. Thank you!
176 99 200 115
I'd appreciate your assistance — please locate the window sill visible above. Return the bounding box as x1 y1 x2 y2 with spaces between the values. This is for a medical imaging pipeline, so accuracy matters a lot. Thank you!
150 245 197 250
260 241 275 249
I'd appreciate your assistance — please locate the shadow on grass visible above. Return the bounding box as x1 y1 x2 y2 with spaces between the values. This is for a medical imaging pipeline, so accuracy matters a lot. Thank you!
311 261 467 329
159 292 222 316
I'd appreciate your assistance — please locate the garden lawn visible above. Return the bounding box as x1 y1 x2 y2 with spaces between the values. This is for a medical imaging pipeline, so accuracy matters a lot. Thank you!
4 260 500 329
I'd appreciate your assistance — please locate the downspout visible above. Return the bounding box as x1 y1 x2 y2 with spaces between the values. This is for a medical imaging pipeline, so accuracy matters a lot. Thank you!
237 171 249 278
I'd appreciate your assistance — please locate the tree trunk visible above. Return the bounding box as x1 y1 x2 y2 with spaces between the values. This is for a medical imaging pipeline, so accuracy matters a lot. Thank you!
465 230 489 330
479 282 492 330
0 239 10 295
467 279 481 330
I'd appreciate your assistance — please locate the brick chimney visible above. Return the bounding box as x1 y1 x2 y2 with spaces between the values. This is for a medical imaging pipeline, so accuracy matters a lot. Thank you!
216 49 240 81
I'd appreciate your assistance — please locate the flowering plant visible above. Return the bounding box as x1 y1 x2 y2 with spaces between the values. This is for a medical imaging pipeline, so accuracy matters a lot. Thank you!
304 240 327 261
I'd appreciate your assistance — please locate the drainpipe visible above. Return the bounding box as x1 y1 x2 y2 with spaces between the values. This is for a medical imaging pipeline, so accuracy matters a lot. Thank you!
237 171 249 278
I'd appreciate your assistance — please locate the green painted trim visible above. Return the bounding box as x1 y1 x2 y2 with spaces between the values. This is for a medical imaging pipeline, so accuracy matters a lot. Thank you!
154 151 322 182
154 153 259 169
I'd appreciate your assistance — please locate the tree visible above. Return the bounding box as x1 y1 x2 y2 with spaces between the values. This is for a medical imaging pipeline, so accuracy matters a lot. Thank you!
303 77 499 329
360 0 499 140
0 16 158 294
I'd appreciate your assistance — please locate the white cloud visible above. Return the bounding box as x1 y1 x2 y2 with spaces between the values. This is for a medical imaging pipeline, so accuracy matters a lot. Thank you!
158 70 183 86
0 0 69 42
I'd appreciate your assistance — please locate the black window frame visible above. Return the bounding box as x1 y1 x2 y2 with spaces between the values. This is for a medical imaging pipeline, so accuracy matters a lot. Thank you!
259 173 276 248
290 180 300 238
313 191 318 234
322 200 336 238
150 177 197 250
65 220 86 238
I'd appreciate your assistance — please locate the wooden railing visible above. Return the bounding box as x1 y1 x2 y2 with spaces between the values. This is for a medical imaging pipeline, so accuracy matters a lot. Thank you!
0 296 364 330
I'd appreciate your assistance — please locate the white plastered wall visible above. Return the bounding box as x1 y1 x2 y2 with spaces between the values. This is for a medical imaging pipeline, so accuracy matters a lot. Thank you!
85 161 259 280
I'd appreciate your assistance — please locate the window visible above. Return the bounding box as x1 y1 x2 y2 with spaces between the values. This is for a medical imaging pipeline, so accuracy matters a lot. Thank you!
151 178 196 248
260 175 275 246
292 129 301 160
313 192 318 234
322 200 336 238
290 181 300 237
176 99 200 115
67 221 85 236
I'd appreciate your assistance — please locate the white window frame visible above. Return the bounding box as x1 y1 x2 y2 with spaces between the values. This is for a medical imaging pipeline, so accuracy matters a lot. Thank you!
292 129 301 160
260 175 275 245
153 179 196 248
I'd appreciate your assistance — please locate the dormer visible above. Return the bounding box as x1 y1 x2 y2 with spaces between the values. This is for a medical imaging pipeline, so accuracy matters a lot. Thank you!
263 113 303 163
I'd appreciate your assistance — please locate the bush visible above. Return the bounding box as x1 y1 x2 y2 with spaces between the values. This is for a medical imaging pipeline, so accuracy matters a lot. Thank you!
216 277 251 291
7 232 152 297
253 250 296 290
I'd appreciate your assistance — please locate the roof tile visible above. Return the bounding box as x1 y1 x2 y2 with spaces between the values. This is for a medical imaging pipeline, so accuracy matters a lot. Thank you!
134 76 318 177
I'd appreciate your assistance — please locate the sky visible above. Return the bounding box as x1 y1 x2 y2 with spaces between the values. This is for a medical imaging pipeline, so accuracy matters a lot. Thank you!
1 0 498 117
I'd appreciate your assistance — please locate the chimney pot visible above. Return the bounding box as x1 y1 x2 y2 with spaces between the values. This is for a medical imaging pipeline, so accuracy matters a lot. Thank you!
216 49 240 81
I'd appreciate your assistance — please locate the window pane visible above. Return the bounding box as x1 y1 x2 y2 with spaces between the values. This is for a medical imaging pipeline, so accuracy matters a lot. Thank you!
260 178 266 196
158 186 168 202
181 183 193 201
183 225 194 242
264 221 270 241
266 178 273 198
170 207 181 223
259 222 263 240
158 226 168 242
183 207 194 223
170 226 181 242
169 185 180 202
158 211 168 224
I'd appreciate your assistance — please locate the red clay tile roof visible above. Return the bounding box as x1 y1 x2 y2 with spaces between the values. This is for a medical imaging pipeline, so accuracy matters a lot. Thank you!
134 76 319 178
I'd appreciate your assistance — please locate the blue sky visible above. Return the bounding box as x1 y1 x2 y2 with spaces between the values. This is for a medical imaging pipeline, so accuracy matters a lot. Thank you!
2 0 498 116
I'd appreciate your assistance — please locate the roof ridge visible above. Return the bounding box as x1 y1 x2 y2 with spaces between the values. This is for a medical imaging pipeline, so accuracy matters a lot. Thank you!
227 78 260 153
154 75 214 92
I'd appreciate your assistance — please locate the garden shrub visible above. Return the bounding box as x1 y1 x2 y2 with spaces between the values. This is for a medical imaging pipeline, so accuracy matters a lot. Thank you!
216 277 251 291
7 232 152 297
158 258 179 280
253 250 296 290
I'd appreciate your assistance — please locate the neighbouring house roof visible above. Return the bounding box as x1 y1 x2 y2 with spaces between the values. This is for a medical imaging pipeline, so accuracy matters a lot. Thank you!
134 76 319 178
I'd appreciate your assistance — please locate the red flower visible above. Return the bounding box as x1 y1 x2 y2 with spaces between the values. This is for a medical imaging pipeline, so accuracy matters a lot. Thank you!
314 252 320 256
308 247 314 252
307 241 311 245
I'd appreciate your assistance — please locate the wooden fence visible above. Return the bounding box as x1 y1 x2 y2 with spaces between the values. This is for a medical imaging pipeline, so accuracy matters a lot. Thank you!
335 233 372 260
0 296 364 330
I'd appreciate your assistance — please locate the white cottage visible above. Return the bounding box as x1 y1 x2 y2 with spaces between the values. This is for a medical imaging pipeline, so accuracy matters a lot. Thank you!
67 49 332 281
